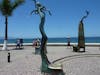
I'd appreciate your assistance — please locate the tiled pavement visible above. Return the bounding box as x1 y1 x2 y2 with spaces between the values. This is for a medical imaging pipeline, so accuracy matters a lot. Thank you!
0 46 100 75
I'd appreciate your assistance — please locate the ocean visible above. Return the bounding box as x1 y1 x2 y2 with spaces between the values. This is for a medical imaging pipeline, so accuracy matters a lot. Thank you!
0 37 100 44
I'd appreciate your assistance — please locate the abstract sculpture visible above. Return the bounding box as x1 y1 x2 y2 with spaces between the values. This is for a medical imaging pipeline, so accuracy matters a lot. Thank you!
31 0 64 75
78 10 89 52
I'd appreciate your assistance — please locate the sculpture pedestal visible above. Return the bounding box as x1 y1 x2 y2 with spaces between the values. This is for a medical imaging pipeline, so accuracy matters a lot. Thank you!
43 63 65 75
35 47 40 54
73 46 79 52
73 46 85 52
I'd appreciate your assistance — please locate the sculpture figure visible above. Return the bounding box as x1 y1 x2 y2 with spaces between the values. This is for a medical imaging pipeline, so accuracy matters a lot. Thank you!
31 0 51 54
78 10 89 52
31 0 51 73
31 0 64 75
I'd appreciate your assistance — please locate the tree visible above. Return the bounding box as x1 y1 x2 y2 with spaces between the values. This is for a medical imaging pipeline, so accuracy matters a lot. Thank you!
0 0 24 50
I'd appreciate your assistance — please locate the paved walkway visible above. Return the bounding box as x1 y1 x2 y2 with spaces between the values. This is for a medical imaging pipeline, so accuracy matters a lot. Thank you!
0 46 100 75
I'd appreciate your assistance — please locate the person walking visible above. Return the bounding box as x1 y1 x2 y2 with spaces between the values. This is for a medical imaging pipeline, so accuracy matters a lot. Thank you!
16 39 21 49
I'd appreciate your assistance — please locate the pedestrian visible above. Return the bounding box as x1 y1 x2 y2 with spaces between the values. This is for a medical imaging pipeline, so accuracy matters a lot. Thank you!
35 39 40 54
16 39 21 49
20 38 23 48
67 36 71 48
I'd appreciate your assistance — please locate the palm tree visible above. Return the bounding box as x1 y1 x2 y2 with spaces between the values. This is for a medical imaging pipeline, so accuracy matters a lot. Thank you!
0 0 24 50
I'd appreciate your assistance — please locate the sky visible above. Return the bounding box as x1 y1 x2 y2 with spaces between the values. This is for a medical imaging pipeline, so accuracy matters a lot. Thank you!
0 0 100 38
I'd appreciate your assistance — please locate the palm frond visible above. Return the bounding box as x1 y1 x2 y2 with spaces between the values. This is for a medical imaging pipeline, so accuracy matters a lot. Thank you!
12 0 24 10
0 3 1 11
0 0 12 16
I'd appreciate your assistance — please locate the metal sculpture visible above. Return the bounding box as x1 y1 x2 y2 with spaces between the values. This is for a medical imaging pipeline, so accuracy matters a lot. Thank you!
31 0 64 75
78 10 89 52
31 0 51 54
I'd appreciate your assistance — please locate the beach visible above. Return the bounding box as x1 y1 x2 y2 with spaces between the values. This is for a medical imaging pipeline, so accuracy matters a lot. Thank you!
0 44 100 75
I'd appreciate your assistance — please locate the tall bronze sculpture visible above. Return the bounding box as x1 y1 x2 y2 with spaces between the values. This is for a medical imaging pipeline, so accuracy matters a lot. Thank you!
31 0 64 75
78 11 89 52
